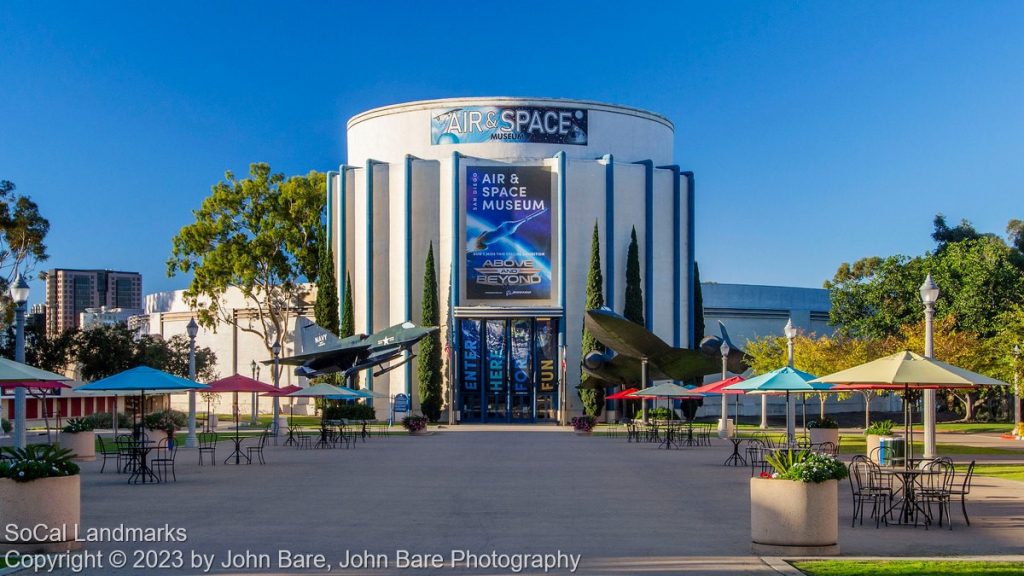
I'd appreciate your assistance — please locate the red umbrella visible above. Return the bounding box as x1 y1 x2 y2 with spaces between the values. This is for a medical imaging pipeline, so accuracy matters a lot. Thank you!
688 376 746 395
260 385 303 444
606 387 640 400
259 385 303 397
205 375 280 464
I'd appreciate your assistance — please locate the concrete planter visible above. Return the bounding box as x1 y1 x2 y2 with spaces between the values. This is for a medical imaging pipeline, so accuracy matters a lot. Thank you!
145 429 170 446
809 427 839 445
60 431 96 461
0 475 81 553
866 434 882 462
208 414 219 430
750 477 839 555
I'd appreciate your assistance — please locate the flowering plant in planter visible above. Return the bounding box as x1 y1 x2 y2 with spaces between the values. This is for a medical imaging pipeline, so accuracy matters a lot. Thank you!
0 445 80 483
864 420 894 436
763 449 848 483
570 416 596 433
402 416 429 433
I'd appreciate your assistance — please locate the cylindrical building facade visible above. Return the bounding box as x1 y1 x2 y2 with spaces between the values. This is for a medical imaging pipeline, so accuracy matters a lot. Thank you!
329 97 694 423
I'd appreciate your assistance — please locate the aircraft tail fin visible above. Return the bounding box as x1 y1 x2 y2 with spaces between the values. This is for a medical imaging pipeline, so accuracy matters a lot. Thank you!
297 321 344 354
718 321 737 351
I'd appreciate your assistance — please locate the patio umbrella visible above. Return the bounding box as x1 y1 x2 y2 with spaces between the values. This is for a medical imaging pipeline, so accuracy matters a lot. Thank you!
77 366 207 439
690 376 746 428
0 358 71 447
205 375 281 457
606 387 640 400
288 384 363 447
628 382 704 420
1 380 72 444
809 351 1008 467
261 385 303 428
724 367 833 447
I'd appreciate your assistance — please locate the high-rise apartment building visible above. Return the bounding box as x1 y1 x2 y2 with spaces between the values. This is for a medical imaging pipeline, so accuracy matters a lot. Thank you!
45 269 142 336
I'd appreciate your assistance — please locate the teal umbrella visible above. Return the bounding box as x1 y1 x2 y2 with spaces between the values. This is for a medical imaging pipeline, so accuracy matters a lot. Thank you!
78 366 207 436
723 367 833 446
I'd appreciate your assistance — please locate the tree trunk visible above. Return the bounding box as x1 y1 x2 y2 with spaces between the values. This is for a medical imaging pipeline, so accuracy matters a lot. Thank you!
862 391 871 429
819 395 826 419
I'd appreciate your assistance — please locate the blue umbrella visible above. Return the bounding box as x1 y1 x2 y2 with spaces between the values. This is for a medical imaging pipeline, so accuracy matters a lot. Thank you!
78 366 208 436
724 367 833 446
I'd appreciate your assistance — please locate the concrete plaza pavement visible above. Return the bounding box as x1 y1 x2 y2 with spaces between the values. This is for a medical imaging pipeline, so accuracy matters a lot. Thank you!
28 427 1024 575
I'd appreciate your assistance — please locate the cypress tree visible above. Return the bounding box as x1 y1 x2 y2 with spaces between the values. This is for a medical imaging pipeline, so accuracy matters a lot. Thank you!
579 222 605 417
624 226 644 326
340 271 358 388
313 231 340 336
418 243 442 421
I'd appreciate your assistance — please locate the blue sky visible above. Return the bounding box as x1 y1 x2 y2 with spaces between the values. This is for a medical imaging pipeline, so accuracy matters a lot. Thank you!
1 1 1021 306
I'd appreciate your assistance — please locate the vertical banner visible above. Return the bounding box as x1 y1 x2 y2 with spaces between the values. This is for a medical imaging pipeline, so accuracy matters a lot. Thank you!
466 165 553 300
535 319 558 393
485 321 506 394
510 319 531 395
460 320 480 392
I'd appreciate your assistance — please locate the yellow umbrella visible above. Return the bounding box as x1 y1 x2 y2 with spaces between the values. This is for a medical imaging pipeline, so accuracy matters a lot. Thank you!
809 351 1007 466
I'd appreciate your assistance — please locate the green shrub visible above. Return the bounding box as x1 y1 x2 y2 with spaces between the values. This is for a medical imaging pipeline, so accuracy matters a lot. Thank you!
807 416 839 429
1 418 10 434
864 420 895 435
143 410 187 432
62 418 95 433
82 412 132 429
640 408 678 420
322 403 375 421
0 444 80 482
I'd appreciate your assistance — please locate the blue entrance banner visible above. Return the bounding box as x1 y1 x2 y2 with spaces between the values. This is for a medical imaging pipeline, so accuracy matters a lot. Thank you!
465 165 553 300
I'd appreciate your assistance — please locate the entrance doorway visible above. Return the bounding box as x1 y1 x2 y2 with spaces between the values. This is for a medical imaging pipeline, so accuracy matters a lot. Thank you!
457 317 559 424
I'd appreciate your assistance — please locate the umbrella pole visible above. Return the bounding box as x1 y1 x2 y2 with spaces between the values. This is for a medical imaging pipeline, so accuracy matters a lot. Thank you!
235 391 241 465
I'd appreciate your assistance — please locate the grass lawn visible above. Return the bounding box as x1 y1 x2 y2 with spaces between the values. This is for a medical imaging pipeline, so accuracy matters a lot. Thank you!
969 464 1024 481
792 560 1024 576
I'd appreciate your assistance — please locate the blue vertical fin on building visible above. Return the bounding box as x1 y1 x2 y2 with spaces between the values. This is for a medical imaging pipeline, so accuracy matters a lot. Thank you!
658 164 681 348
683 171 695 348
450 152 462 417
633 160 654 330
404 155 416 398
555 152 567 415
364 159 379 399
601 154 614 310
337 165 349 332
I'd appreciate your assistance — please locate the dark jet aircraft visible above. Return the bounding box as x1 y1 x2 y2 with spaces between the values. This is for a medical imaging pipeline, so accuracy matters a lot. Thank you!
473 209 547 250
273 321 438 380
580 307 748 388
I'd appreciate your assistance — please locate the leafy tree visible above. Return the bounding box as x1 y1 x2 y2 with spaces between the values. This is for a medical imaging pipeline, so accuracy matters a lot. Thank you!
0 323 76 374
313 223 340 336
0 180 50 321
167 163 325 356
932 213 983 252
1007 220 1024 257
417 243 442 421
624 226 644 326
72 324 217 382
930 237 1024 337
579 222 605 417
825 255 928 339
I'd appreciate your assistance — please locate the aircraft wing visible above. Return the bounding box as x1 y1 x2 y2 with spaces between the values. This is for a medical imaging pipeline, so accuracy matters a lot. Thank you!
649 348 719 383
584 308 672 359
580 354 672 388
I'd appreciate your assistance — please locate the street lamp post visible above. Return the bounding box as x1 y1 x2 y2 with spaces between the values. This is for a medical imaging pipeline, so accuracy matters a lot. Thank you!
10 274 29 449
271 342 281 438
185 318 199 448
784 318 797 446
920 274 939 459
1013 344 1020 436
718 341 730 438
250 360 259 426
